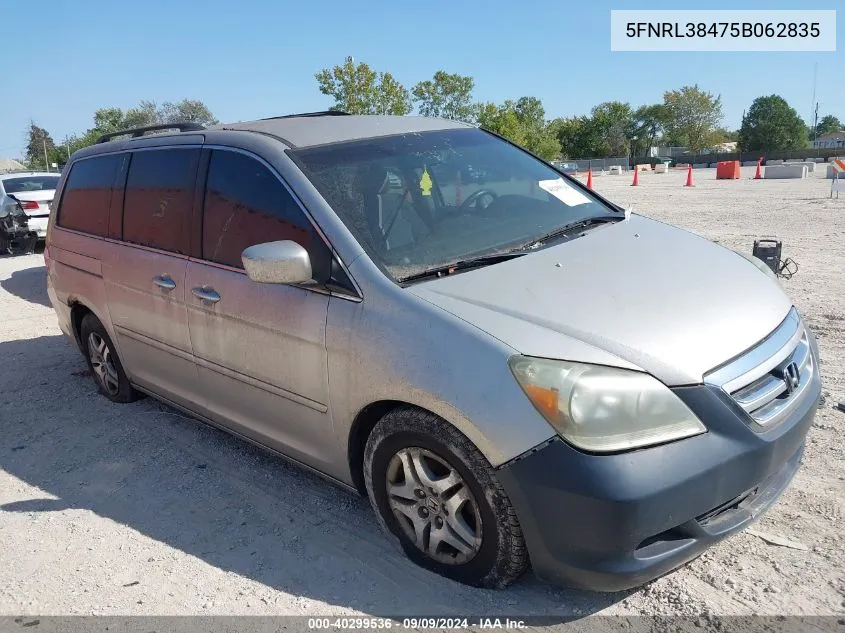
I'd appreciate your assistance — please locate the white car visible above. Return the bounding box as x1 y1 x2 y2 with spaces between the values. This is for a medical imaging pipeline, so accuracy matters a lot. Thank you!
0 171 61 239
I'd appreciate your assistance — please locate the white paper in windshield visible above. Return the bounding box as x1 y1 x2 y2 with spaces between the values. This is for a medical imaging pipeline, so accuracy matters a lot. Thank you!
538 178 590 206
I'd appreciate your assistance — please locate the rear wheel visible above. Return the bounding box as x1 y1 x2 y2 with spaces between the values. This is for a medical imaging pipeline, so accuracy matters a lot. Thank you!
364 407 528 588
80 313 141 403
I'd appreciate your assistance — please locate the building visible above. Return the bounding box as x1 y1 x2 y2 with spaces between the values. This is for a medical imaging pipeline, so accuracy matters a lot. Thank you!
812 130 845 149
711 141 738 153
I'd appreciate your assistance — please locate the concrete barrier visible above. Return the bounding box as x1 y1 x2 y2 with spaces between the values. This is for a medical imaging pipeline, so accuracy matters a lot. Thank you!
783 160 819 169
767 159 784 165
826 165 844 179
693 163 709 169
635 164 650 171
608 165 623 175
812 157 825 162
675 163 690 169
764 164 807 179
742 160 759 167
653 163 669 174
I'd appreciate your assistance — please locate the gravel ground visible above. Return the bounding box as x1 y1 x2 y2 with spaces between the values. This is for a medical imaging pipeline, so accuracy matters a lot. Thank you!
0 165 843 624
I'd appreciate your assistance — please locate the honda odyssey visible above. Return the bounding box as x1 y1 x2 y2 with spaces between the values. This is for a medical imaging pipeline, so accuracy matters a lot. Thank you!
45 113 821 591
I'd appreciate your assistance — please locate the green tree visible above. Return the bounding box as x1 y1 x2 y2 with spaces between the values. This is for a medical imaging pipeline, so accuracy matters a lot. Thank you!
159 99 219 126
815 114 842 137
662 85 723 151
513 96 546 130
738 95 808 151
122 100 160 129
477 102 526 144
711 127 738 143
315 56 411 115
631 104 672 156
412 71 475 121
58 99 220 157
551 116 604 159
93 107 125 132
477 98 560 160
25 123 57 170
590 101 634 157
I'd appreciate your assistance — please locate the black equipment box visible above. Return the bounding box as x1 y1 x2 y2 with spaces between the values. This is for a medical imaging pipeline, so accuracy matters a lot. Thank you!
752 238 781 274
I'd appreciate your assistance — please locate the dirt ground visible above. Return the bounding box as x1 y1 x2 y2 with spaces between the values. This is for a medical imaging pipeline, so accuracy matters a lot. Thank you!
0 165 843 623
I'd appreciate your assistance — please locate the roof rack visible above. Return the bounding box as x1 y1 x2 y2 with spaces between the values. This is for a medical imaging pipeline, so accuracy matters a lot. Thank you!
96 122 206 144
259 110 350 121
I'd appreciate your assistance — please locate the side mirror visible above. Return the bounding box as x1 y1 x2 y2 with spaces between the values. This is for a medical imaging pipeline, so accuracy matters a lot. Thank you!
241 241 312 285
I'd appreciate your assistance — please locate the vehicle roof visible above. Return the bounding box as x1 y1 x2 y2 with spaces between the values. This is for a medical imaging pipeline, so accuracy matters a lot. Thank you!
214 114 473 149
71 113 477 161
0 171 58 179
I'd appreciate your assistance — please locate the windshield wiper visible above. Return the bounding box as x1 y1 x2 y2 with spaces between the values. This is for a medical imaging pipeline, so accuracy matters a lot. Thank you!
400 251 528 283
523 215 623 249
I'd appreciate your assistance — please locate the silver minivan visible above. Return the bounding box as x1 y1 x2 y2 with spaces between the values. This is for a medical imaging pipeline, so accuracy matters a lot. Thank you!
45 113 821 591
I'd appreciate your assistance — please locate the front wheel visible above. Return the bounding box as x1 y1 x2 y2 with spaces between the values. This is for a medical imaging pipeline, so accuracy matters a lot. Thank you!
363 407 528 588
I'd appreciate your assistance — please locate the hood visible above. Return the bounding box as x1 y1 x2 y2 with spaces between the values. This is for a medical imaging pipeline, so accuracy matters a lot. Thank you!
409 215 792 386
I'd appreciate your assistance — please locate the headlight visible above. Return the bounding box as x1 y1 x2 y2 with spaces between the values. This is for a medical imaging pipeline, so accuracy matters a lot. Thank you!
508 356 706 452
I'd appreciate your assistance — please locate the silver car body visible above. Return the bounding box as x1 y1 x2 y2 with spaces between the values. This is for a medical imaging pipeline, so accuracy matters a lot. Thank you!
45 116 807 489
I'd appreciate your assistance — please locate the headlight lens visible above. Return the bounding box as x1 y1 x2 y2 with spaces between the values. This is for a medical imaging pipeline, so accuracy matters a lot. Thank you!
509 356 706 452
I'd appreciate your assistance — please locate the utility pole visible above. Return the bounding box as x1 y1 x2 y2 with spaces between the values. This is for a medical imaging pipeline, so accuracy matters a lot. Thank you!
42 139 49 172
810 61 818 133
813 102 819 144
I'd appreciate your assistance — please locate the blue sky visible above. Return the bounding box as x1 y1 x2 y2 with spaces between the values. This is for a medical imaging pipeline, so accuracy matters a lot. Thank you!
2 0 841 158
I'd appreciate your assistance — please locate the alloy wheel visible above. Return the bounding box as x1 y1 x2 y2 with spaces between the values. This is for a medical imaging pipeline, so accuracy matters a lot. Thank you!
87 332 120 396
385 447 483 565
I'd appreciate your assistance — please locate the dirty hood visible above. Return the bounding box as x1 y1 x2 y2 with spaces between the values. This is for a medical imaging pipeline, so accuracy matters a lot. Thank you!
409 215 792 386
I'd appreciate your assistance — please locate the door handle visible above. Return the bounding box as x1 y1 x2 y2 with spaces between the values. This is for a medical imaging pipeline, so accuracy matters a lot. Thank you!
191 286 221 304
152 275 176 290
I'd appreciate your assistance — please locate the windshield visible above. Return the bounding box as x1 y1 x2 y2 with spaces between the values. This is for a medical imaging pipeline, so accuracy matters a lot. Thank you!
2 176 60 193
293 128 618 281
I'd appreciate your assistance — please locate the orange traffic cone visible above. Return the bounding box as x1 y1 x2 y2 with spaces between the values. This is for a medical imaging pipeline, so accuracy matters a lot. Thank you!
631 167 639 186
754 158 762 180
586 168 593 189
684 164 695 187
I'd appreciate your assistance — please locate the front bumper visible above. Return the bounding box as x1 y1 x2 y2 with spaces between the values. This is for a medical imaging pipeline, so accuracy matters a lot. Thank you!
496 378 820 592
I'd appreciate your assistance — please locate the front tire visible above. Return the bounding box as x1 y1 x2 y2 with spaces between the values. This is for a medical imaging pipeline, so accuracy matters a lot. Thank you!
364 407 528 588
80 313 141 403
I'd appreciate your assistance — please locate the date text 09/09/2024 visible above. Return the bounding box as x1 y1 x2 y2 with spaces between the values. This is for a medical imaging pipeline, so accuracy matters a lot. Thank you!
626 22 821 38
307 618 527 630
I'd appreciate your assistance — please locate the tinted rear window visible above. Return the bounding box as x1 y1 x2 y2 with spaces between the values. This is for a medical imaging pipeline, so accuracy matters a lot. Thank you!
123 149 200 254
3 176 60 193
57 156 122 236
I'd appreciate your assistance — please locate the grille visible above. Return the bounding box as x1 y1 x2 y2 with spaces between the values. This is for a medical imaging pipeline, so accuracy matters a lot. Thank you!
705 308 816 430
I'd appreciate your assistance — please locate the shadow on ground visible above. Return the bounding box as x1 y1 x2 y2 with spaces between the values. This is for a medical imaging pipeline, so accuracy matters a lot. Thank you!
0 334 631 620
0 264 49 307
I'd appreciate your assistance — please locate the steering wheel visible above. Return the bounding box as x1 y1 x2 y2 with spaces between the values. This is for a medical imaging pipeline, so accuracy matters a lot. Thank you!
458 189 499 214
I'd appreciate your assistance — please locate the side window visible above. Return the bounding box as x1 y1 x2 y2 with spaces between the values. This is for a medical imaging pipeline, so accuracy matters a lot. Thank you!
122 148 200 254
57 154 122 236
202 150 325 278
